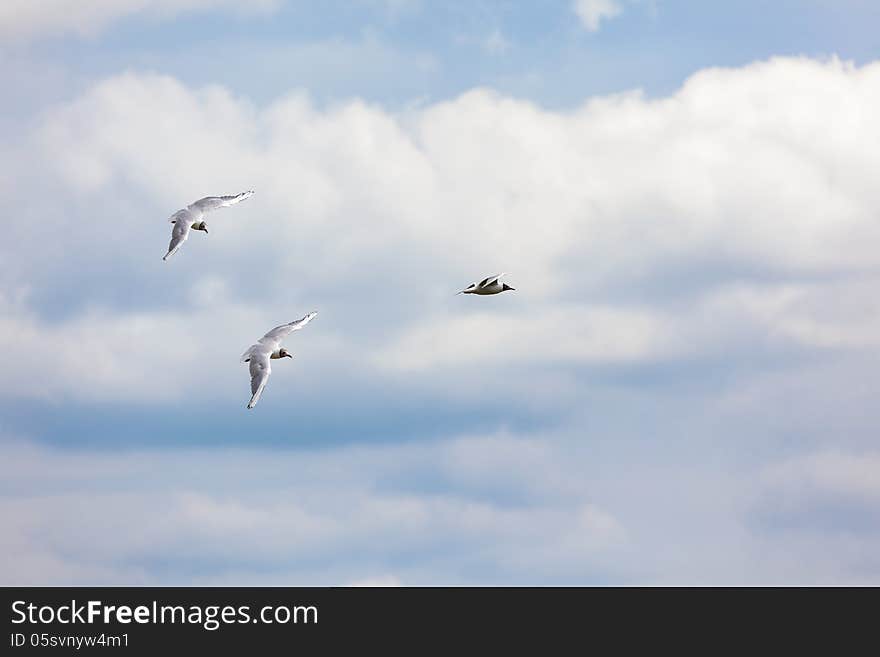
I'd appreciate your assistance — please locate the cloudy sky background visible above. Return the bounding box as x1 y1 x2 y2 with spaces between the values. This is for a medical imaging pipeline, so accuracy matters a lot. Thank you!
2 0 880 585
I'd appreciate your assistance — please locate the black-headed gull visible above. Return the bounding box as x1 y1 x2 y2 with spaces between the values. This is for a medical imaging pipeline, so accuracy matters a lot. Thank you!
163 190 254 261
240 311 318 409
459 273 515 295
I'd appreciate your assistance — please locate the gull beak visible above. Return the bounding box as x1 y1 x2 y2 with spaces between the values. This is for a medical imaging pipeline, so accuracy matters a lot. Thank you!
286 353 293 358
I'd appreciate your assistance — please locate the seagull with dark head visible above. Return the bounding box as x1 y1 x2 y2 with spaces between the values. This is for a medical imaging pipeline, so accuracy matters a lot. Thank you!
163 190 254 261
459 273 515 295
240 311 317 409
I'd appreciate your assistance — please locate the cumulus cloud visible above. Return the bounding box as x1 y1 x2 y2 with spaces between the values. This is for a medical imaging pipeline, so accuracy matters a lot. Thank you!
3 56 880 584
0 434 628 585
0 0 280 42
0 285 337 403
5 431 879 585
572 0 624 32
376 304 679 372
3 57 880 406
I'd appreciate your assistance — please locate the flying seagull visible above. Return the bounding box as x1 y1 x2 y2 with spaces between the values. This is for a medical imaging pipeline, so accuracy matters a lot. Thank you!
163 190 254 261
458 273 515 295
240 311 318 409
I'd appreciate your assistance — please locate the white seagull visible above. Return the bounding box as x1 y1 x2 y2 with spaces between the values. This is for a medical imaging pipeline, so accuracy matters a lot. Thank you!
163 190 254 261
458 273 515 295
240 311 318 409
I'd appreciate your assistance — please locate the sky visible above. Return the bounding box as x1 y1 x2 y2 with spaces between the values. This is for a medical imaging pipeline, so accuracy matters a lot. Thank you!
1 0 880 585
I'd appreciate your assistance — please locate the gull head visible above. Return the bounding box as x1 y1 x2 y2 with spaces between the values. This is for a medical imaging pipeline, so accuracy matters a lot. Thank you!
196 221 209 234
279 348 293 359
502 283 515 292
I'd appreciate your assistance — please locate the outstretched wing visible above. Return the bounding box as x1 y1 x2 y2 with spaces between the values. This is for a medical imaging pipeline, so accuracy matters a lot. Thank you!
240 312 317 363
247 351 271 409
188 190 254 214
258 311 318 346
478 273 505 288
163 217 192 261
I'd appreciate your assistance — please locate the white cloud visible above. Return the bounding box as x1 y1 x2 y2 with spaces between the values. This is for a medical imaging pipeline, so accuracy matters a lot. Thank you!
2 57 880 405
761 451 880 505
5 433 880 585
2 1 879 588
375 304 679 372
0 286 306 403
0 0 280 42
573 0 624 32
0 434 628 585
741 450 880 582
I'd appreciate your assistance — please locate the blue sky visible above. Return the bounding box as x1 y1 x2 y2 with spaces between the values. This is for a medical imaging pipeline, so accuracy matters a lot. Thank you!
6 1 880 112
1 0 879 585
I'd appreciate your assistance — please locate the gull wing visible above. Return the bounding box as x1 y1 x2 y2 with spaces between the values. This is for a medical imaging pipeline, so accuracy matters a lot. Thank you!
163 217 192 261
257 311 318 348
188 190 254 215
247 351 272 409
478 273 506 288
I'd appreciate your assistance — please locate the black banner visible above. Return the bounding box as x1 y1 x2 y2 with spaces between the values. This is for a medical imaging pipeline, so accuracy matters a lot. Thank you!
1 587 873 652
